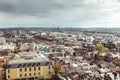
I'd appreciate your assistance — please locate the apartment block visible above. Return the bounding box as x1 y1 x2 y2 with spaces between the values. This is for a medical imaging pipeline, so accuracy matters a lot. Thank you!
6 57 53 80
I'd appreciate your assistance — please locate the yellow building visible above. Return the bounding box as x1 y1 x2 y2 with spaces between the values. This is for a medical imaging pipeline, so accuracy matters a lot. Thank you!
6 57 53 80
0 67 6 80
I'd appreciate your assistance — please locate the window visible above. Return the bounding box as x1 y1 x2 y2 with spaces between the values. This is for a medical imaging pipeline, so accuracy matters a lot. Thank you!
34 73 36 76
29 68 31 71
49 66 51 69
25 74 27 77
37 63 40 66
20 74 22 77
8 75 10 79
28 63 31 67
8 69 10 73
38 72 40 75
29 73 31 76
23 64 26 67
38 67 40 71
49 71 51 74
20 68 22 72
34 67 36 71
25 68 27 72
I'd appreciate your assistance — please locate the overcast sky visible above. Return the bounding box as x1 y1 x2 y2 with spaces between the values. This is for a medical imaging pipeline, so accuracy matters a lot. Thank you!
0 0 120 28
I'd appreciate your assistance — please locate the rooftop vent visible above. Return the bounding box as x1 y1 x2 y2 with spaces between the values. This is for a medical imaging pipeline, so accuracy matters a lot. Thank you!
25 57 33 60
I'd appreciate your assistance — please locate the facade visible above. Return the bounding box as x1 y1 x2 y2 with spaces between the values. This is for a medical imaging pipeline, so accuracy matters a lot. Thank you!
116 41 120 52
0 68 6 80
6 57 53 80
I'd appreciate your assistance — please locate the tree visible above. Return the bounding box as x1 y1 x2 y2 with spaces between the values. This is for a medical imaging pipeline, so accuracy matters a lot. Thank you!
96 44 106 52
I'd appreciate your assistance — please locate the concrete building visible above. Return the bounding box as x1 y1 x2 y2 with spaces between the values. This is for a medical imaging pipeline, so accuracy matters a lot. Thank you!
0 67 6 80
6 56 53 80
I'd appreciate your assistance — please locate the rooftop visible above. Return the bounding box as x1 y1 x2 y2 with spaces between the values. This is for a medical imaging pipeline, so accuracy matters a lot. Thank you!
8 57 49 64
7 56 51 68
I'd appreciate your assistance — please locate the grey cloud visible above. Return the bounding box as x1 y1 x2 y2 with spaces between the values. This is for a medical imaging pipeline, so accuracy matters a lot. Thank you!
0 0 101 18
0 0 103 24
1 0 118 28
0 0 82 17
0 3 15 12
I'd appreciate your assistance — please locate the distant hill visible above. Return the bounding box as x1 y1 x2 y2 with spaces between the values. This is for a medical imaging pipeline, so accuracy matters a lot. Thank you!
0 27 120 33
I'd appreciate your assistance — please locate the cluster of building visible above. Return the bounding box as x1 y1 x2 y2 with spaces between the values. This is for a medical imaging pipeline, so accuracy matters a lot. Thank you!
0 29 120 80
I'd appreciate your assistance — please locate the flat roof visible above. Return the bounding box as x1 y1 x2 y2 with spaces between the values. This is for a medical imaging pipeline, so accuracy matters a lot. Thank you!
8 51 49 64
8 57 49 64
7 57 51 68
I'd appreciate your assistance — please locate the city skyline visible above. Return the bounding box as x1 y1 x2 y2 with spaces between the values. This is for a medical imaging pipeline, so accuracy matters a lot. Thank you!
0 0 120 28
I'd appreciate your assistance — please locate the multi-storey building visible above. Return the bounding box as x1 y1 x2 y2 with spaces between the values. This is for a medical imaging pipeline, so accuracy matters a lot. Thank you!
0 67 6 80
6 57 53 80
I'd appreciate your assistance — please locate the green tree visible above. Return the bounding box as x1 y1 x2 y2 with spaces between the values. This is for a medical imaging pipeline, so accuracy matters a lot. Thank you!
96 44 106 52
